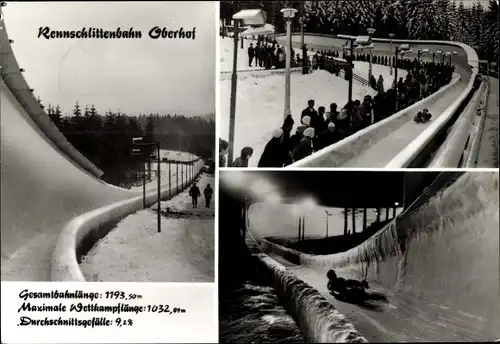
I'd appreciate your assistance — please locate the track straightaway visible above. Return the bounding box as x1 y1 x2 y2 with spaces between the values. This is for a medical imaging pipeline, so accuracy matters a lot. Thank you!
276 34 473 168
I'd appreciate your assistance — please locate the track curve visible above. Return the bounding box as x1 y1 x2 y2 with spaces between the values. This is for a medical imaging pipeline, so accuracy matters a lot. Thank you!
275 33 477 168
260 172 499 342
0 7 200 281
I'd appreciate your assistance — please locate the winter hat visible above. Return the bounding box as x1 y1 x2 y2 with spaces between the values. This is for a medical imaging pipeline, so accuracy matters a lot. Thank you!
272 128 283 138
328 122 336 131
304 127 315 138
302 116 311 126
296 125 306 134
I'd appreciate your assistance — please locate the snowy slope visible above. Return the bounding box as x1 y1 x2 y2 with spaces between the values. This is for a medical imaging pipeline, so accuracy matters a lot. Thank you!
220 69 377 167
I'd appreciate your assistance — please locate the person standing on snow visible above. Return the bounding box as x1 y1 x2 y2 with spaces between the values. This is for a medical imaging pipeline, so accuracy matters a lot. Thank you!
233 146 254 167
292 127 315 162
189 182 201 208
248 43 255 67
258 128 286 167
204 183 213 208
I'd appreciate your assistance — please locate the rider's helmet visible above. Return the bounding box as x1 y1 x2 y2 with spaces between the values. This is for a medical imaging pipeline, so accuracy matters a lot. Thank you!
423 108 429 114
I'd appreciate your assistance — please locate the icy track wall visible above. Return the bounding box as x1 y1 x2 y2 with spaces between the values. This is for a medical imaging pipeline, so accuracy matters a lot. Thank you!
52 160 204 282
244 232 367 343
264 172 500 335
0 7 103 178
283 33 480 168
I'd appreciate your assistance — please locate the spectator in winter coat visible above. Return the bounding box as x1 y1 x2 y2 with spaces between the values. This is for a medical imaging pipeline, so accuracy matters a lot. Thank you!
258 128 286 168
370 75 377 90
317 122 342 150
189 183 201 208
248 43 255 67
377 75 385 94
301 100 318 124
290 125 306 153
233 146 254 167
292 127 315 162
316 106 327 133
219 138 228 167
203 184 213 208
281 115 295 166
326 103 339 126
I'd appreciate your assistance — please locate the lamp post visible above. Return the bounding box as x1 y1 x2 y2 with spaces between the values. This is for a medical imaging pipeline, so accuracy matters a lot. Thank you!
445 52 454 65
228 9 268 167
394 44 411 112
300 2 305 74
417 48 430 100
228 17 240 167
281 8 298 120
325 210 332 238
367 28 375 81
132 138 162 233
436 49 443 64
393 202 399 218
389 33 395 75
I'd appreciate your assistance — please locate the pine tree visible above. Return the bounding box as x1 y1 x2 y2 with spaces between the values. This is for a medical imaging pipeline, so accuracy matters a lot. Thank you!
456 1 472 44
72 101 82 133
405 0 440 40
448 0 459 41
484 0 499 63
381 0 406 38
434 0 452 40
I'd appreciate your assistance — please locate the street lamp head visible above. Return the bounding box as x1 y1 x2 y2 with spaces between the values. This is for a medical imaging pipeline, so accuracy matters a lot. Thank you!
453 51 458 55
388 33 395 38
281 8 298 19
367 28 376 35
445 52 452 56
437 49 443 54
394 202 399 206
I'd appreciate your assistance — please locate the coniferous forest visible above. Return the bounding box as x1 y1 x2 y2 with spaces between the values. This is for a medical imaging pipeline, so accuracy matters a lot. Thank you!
221 0 499 68
45 101 215 187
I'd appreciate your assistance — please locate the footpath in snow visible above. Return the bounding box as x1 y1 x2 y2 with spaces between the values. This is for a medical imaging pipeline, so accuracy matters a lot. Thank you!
80 173 215 282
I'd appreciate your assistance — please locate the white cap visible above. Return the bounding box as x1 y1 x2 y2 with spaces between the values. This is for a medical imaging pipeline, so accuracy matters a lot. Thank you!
304 127 315 138
328 122 335 130
272 128 283 138
302 116 311 126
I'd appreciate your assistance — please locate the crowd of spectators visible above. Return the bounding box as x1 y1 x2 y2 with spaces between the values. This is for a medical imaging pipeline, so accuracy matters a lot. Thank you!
221 34 456 167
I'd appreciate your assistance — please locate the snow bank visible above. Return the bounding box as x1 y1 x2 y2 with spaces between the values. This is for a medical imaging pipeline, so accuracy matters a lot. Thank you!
244 231 366 343
80 174 214 282
220 69 377 167
255 253 367 343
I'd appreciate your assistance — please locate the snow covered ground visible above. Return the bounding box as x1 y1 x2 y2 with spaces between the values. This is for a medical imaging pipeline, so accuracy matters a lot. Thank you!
80 173 214 282
129 149 198 192
220 69 377 167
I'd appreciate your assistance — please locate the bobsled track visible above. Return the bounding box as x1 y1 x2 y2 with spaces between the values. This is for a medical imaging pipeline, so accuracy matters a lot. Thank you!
0 7 204 281
272 33 489 168
255 172 500 342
